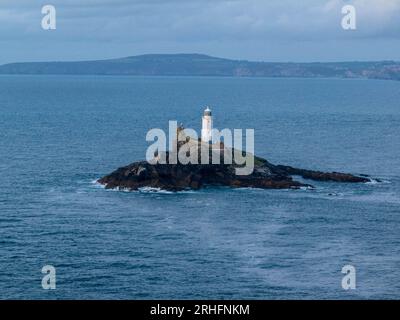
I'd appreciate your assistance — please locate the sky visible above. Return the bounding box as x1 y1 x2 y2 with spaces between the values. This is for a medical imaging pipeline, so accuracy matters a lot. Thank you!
0 0 400 64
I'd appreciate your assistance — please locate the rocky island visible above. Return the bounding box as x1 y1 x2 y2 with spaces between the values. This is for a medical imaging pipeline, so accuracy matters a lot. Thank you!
97 152 370 192
98 108 372 192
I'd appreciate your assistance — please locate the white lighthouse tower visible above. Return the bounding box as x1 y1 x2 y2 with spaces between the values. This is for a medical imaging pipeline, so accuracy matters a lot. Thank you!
201 107 213 143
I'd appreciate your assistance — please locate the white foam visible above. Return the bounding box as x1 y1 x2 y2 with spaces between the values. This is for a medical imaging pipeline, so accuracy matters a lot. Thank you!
299 186 314 191
91 179 105 189
90 179 132 192
138 187 197 194
233 187 264 191
327 192 344 197
138 187 174 194
366 178 391 185
91 180 197 194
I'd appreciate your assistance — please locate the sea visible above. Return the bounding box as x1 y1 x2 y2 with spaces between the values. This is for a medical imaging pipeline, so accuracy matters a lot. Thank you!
0 75 399 299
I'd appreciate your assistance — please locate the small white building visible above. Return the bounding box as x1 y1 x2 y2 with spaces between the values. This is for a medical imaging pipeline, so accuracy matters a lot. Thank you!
201 107 213 143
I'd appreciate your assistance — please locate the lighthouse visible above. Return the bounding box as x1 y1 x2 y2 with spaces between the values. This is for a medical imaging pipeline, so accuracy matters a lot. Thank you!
201 107 213 143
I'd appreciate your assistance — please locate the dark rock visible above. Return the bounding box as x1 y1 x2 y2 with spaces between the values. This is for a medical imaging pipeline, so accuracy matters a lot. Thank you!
272 165 370 183
98 153 371 192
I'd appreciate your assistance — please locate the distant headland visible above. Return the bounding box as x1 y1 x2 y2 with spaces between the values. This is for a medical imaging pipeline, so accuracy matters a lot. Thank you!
1 53 399 81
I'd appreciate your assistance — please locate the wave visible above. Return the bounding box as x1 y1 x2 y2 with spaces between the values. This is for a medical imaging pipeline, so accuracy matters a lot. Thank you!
233 187 264 191
138 187 197 194
90 179 130 192
91 179 104 188
299 186 314 191
366 178 391 185
138 187 174 194
91 179 195 194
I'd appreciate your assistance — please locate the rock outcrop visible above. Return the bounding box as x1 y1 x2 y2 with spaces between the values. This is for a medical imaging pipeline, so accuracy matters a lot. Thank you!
98 152 371 192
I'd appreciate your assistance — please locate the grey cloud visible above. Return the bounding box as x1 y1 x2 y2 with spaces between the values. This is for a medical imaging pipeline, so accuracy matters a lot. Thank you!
0 0 400 63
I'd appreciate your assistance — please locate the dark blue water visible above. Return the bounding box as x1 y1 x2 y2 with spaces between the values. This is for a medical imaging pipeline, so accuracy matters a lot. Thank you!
0 75 399 299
